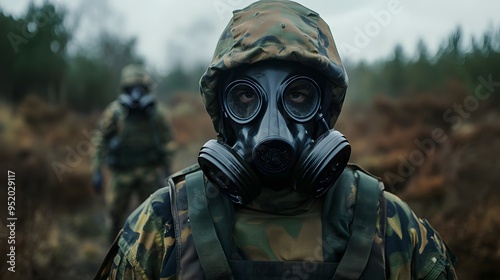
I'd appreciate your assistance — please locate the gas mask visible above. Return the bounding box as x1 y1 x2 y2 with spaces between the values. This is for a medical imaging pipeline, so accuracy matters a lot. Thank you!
118 85 156 115
198 62 351 205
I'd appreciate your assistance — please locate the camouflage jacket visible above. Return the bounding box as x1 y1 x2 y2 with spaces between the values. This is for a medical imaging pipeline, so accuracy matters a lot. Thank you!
91 100 175 171
95 164 457 280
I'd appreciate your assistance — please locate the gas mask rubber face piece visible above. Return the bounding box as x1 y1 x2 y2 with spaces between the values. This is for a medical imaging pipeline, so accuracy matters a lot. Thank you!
118 85 156 115
198 62 351 205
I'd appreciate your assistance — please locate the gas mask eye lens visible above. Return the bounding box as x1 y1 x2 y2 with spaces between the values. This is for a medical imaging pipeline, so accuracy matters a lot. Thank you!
225 80 262 123
238 91 257 103
282 77 320 122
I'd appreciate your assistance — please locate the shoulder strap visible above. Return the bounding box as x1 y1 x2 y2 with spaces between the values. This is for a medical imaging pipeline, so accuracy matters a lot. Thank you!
333 170 381 280
185 171 234 280
170 163 201 183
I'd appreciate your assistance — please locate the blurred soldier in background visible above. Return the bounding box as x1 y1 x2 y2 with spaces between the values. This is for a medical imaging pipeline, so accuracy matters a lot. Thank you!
91 64 175 242
95 1 457 279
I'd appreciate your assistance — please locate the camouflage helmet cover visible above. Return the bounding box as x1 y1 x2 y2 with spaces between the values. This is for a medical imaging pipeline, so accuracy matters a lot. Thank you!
120 64 153 90
199 0 348 136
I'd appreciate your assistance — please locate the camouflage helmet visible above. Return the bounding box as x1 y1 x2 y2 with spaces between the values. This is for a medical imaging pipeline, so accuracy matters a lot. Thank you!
199 0 348 136
120 64 153 90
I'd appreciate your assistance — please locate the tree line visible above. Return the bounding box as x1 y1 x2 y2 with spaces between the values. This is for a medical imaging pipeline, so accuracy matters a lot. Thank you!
1 2 499 112
346 27 500 104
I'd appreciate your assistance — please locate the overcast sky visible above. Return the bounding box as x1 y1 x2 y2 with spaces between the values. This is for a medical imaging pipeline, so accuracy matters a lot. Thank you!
1 0 499 74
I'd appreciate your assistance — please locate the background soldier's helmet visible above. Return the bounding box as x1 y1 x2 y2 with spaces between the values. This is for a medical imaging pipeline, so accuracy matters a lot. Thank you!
120 64 153 91
199 0 348 138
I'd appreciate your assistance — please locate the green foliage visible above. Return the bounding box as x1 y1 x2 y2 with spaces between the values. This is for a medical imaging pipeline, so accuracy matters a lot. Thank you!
0 14 18 102
65 54 112 111
346 26 500 105
0 2 70 103
156 64 207 99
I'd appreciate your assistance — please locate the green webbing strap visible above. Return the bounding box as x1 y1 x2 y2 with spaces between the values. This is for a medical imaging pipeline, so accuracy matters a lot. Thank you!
333 170 380 280
185 172 234 280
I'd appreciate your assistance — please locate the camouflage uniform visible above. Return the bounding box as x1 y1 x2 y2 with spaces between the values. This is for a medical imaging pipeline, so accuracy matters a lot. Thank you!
92 79 175 241
95 1 457 279
95 164 456 280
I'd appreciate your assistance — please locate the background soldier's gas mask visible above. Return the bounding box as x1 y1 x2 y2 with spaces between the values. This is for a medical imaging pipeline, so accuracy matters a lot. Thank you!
118 85 156 115
199 61 351 204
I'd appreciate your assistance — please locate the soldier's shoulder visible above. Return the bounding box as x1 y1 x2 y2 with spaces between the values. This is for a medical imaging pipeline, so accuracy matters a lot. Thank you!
384 191 412 215
383 191 421 241
154 100 168 111
152 101 173 121
103 99 122 112
125 164 201 216
100 100 124 120
346 163 381 180
121 187 172 234
148 186 172 212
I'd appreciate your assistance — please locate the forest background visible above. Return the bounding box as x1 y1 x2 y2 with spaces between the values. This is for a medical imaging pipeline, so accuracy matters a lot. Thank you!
0 2 499 279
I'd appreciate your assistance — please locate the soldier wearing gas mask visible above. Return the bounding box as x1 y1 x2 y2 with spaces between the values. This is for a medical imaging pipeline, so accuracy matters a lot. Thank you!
91 64 175 242
95 1 457 279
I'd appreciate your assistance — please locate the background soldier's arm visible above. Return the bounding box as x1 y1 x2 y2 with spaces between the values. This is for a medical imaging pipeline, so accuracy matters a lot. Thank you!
92 103 119 171
91 102 120 194
91 128 106 172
